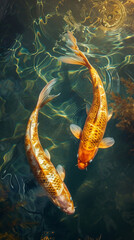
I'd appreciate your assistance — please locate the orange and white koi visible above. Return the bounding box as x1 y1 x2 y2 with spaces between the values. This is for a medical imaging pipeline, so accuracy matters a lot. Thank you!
25 79 75 214
59 32 115 170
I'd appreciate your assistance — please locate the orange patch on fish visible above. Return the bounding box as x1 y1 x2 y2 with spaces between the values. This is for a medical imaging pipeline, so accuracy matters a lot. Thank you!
59 32 115 170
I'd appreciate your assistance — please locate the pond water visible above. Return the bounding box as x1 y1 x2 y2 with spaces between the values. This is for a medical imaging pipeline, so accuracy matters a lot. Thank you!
0 0 134 239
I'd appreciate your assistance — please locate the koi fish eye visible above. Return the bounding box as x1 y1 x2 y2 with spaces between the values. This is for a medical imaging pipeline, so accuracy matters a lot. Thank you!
70 197 72 201
77 154 79 157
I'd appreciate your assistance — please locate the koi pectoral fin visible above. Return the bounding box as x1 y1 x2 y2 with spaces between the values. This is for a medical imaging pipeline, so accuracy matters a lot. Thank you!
56 165 65 181
99 137 115 149
70 124 82 139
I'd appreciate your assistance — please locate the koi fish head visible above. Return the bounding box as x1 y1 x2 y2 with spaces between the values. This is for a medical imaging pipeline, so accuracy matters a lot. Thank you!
77 147 98 170
53 186 75 215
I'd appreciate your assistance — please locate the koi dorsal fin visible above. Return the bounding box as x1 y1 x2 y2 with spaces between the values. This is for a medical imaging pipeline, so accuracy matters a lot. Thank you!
56 165 65 181
70 124 82 139
99 137 115 149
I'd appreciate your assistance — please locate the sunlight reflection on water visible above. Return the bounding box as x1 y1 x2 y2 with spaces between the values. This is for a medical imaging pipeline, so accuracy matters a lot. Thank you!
0 0 134 239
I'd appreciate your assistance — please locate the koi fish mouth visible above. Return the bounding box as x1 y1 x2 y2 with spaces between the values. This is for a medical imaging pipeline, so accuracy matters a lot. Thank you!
78 159 93 170
78 161 89 170
54 194 75 215
63 206 75 215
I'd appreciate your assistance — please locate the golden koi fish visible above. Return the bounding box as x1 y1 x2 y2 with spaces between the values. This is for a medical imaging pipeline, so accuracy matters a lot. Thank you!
59 32 115 170
25 79 75 214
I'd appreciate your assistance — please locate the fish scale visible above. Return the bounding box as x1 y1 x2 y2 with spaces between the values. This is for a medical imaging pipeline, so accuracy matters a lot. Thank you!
25 79 75 214
27 109 64 197
59 32 115 170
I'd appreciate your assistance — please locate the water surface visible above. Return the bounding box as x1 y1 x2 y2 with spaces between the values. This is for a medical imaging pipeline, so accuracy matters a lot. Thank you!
0 0 134 239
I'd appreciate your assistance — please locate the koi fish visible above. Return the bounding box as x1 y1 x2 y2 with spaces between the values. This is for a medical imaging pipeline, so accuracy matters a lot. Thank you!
59 32 115 170
25 79 75 214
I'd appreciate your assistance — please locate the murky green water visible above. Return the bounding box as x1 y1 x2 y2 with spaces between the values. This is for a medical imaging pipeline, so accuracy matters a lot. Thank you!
0 0 134 239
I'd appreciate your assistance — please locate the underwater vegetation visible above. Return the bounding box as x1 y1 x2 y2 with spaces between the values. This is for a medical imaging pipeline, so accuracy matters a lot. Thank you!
0 171 50 239
110 76 134 135
0 181 25 239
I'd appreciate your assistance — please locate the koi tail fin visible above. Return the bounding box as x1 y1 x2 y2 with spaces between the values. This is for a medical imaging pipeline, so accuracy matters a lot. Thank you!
59 32 92 69
37 79 60 109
